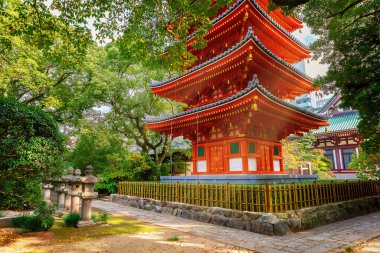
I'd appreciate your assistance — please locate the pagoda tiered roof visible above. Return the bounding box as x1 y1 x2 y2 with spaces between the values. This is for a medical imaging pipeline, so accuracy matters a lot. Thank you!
186 0 309 65
151 27 314 105
146 75 328 140
255 0 303 32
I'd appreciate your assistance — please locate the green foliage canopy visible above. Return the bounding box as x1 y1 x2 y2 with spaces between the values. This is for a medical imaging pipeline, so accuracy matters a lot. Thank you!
0 97 64 209
282 134 333 179
349 149 380 180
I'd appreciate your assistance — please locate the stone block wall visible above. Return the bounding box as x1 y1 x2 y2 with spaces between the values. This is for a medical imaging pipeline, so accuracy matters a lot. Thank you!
0 217 15 228
110 194 380 236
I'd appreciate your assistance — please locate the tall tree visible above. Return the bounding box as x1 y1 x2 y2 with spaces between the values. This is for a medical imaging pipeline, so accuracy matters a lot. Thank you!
0 0 97 124
268 0 380 154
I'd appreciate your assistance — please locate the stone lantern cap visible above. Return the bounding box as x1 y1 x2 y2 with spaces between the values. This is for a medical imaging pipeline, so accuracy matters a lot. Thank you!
44 173 53 183
80 165 102 184
71 169 82 183
63 167 75 182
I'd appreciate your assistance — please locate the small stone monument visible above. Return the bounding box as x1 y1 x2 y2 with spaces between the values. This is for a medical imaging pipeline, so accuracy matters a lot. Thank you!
70 169 82 213
42 174 53 203
55 178 66 208
78 165 102 227
63 167 74 211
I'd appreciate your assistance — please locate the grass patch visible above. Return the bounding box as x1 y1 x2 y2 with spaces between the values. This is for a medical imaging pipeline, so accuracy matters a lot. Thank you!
91 212 109 223
345 246 353 253
167 236 179 242
50 214 156 244
0 211 5 218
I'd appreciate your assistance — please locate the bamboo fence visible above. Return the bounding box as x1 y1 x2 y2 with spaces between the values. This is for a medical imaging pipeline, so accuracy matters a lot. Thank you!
117 180 380 213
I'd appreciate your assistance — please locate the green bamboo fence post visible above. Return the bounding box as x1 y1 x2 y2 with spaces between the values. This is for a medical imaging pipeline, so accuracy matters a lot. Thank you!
176 182 179 202
314 182 319 206
292 182 298 210
196 182 200 206
265 184 272 213
226 182 230 209
332 181 337 202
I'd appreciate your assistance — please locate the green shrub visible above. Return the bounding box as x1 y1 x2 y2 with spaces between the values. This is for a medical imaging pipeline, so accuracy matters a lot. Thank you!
94 173 117 195
12 202 56 231
97 212 109 223
63 213 81 227
90 212 109 223
0 97 64 210
34 202 56 230
12 215 30 227
0 211 5 218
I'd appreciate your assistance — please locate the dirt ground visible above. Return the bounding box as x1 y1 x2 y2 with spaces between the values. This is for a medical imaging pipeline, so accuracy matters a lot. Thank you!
0 216 254 253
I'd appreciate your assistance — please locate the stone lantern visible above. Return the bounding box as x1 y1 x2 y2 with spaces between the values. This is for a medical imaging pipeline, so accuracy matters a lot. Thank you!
63 167 74 211
70 169 82 213
55 177 66 208
42 174 53 203
79 165 102 226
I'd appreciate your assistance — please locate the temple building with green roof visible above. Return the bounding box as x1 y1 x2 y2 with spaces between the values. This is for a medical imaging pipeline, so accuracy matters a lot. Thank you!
313 94 360 179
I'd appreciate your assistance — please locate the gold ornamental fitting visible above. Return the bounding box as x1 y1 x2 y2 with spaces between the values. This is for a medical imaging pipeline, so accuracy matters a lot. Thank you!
247 53 253 61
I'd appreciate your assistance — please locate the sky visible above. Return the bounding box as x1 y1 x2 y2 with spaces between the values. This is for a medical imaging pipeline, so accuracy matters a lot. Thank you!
292 25 329 78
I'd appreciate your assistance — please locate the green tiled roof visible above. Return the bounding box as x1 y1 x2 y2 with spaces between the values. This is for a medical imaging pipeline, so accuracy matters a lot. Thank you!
314 111 359 134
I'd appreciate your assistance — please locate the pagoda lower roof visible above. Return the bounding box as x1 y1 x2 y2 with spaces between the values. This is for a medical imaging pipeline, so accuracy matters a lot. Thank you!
151 27 314 103
186 0 309 57
146 75 328 135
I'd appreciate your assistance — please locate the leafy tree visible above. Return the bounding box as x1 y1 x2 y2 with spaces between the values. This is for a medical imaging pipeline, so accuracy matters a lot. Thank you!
68 118 131 174
52 0 233 69
0 0 109 126
282 134 333 179
0 97 64 209
88 42 186 166
268 0 380 154
349 149 380 180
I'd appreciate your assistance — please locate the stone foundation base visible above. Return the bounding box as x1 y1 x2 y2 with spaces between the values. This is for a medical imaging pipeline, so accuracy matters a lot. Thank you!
110 194 380 236
0 217 15 228
160 174 317 184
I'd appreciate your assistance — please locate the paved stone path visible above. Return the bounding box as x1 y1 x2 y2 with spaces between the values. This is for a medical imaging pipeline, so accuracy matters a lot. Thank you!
93 200 380 253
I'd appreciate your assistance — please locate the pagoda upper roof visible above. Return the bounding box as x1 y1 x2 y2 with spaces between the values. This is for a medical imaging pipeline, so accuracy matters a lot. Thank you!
186 0 308 50
151 27 313 102
146 75 327 124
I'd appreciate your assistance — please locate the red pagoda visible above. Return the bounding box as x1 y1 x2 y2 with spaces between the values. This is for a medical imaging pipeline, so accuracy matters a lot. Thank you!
146 0 328 176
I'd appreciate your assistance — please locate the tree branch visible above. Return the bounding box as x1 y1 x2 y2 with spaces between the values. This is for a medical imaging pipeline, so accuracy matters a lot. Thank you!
328 0 365 18
340 8 380 30
270 0 309 9
24 72 71 104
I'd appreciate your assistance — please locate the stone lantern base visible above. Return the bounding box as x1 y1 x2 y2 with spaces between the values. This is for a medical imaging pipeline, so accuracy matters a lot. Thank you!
77 220 96 227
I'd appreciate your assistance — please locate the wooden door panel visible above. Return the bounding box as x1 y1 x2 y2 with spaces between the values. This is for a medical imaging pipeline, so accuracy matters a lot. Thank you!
210 145 224 173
